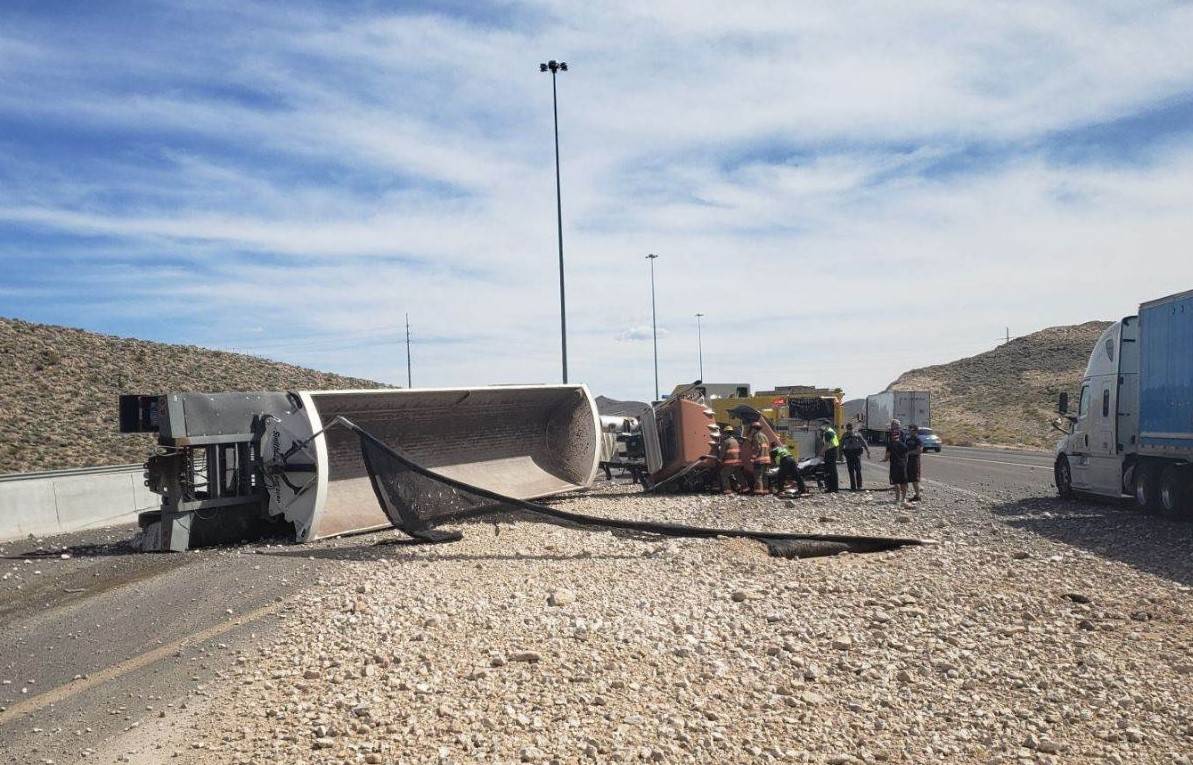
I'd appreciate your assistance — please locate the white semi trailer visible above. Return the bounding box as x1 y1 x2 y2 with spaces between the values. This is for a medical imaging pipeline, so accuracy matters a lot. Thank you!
863 391 931 445
1053 289 1193 517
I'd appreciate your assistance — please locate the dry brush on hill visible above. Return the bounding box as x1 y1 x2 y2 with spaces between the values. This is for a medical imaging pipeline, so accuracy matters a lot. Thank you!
0 318 383 473
888 321 1111 449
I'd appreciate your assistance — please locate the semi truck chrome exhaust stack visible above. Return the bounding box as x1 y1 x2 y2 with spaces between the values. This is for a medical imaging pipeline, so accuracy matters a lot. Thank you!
120 386 600 551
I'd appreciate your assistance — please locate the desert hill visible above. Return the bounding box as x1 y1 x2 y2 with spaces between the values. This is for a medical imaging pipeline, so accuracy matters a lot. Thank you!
887 321 1112 448
0 317 384 473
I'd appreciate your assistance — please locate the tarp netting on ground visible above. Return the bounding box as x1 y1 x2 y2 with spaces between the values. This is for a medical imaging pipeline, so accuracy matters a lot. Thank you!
341 418 927 556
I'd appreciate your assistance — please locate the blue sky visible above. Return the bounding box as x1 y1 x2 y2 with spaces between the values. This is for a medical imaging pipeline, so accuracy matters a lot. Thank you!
2 1 1193 401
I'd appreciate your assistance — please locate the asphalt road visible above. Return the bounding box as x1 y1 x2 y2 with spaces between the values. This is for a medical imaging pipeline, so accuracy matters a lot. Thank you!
0 527 341 764
858 443 1057 500
0 444 1104 764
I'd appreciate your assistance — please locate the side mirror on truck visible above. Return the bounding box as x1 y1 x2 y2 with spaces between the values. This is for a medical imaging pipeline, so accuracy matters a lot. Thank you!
1058 392 1068 415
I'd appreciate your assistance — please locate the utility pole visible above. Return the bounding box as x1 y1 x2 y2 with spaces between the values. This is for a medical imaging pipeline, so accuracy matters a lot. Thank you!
647 253 659 401
695 312 704 382
405 313 413 388
540 59 569 383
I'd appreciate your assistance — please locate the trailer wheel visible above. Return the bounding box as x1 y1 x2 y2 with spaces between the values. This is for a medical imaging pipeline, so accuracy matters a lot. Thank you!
1158 465 1189 519
1134 464 1161 513
1054 456 1074 499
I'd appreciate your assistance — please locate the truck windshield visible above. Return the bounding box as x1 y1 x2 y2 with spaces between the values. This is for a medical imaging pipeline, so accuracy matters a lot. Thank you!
1079 385 1090 417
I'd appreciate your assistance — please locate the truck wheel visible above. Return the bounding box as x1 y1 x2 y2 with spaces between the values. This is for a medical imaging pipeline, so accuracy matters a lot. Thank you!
1158 465 1189 519
1054 456 1074 499
1134 465 1161 513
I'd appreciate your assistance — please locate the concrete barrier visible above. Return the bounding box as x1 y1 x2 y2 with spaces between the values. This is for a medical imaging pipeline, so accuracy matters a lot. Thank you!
0 464 156 542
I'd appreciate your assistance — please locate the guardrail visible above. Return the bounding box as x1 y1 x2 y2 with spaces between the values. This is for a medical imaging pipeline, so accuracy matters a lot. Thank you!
0 463 157 542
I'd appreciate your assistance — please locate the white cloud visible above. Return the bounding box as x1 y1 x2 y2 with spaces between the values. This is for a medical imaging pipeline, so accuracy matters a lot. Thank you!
616 326 669 343
1 1 1192 403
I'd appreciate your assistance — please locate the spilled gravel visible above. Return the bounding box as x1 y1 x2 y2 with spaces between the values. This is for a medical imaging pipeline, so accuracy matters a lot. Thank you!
158 482 1192 764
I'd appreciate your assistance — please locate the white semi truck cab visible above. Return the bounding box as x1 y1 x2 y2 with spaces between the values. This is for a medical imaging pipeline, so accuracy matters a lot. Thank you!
1054 290 1193 517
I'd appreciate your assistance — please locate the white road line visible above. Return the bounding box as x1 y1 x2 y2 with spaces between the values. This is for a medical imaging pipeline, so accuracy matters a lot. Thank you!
0 601 285 725
917 476 996 502
931 455 1049 471
859 462 997 502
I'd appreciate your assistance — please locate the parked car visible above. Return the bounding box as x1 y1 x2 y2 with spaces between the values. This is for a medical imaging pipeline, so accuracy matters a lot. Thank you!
909 427 943 452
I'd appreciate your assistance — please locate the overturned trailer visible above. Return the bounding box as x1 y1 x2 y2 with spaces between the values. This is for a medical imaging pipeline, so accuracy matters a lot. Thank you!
120 386 600 551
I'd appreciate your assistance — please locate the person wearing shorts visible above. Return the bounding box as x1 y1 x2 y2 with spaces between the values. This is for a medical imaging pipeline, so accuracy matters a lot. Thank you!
884 430 910 506
905 425 924 501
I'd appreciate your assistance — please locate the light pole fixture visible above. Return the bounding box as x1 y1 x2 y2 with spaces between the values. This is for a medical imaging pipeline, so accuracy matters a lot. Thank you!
695 312 704 382
646 253 659 401
540 59 569 383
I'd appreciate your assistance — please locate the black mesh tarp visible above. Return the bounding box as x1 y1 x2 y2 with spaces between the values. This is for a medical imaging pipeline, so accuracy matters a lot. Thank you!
788 397 835 422
356 418 514 539
342 418 927 555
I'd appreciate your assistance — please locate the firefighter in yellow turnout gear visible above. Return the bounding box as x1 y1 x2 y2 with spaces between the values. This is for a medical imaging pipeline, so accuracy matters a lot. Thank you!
718 426 744 494
747 422 770 495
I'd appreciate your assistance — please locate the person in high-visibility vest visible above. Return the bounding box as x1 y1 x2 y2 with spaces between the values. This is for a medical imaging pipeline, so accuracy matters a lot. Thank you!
718 425 743 494
748 422 771 494
770 442 807 495
820 423 840 493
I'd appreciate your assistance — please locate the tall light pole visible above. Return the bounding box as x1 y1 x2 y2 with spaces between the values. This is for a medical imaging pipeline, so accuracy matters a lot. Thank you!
405 313 413 388
646 253 659 401
540 59 569 383
695 312 704 382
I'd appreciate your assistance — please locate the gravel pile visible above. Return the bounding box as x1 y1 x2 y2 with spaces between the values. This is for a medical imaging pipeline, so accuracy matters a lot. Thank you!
175 482 1191 764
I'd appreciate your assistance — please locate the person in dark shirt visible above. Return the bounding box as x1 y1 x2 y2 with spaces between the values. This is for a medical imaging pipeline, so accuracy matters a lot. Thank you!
884 430 910 506
839 423 870 491
905 425 924 502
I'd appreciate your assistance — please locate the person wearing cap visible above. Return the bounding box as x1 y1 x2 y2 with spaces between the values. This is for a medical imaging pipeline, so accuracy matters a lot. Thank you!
883 428 911 506
718 425 743 494
840 422 870 491
770 440 807 495
819 423 840 493
748 421 771 494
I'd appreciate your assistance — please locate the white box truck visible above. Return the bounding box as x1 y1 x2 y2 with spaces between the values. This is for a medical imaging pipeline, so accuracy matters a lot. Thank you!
863 391 931 445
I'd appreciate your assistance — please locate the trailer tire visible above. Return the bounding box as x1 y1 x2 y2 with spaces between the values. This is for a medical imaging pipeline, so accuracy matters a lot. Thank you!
1134 464 1161 513
1054 456 1074 499
1158 465 1189 520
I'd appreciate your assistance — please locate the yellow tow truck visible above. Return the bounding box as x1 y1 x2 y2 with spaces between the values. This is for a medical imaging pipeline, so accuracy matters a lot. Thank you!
671 383 845 459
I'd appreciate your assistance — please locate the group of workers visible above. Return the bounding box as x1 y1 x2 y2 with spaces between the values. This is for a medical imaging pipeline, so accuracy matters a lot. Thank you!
715 420 847 496
715 418 926 503
716 422 772 495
